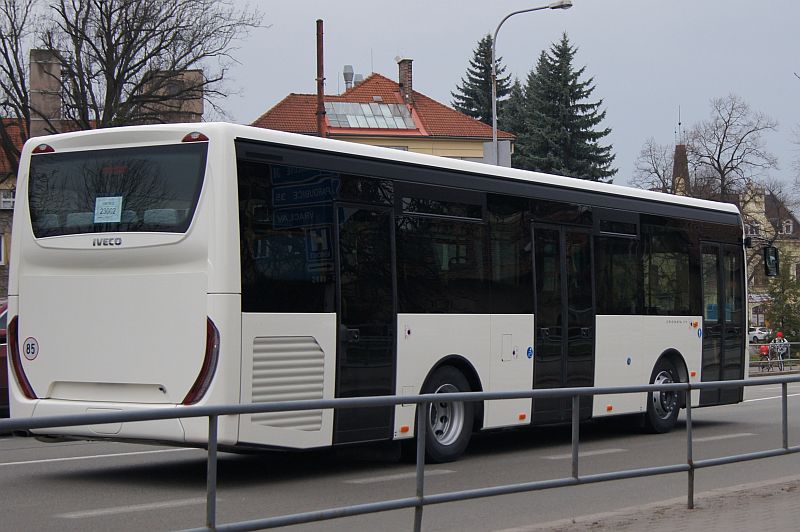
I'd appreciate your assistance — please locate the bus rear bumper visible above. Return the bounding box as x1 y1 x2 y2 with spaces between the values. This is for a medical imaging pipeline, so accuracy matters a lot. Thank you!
29 400 187 443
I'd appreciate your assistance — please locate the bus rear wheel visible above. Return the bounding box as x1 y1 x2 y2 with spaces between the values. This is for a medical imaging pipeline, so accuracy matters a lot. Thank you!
421 366 473 463
645 358 680 433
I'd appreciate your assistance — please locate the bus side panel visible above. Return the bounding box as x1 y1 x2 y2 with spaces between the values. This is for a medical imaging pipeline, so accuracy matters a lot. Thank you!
394 314 488 439
238 313 336 449
394 314 532 438
487 314 534 428
593 315 703 417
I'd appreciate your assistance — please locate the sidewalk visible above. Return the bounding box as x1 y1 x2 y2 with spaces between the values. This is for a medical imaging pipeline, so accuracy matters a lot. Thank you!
506 475 800 532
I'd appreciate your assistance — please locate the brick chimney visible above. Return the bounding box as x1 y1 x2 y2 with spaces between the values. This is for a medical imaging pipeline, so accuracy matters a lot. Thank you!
29 49 62 137
397 57 413 104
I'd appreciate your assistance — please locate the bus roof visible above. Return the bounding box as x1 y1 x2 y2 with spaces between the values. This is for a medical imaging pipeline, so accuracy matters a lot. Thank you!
24 122 741 219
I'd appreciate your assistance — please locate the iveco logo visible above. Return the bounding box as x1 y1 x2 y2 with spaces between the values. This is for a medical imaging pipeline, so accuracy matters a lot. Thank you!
92 237 123 247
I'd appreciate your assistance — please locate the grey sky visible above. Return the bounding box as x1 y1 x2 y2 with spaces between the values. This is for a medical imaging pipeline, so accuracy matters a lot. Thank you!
226 0 800 186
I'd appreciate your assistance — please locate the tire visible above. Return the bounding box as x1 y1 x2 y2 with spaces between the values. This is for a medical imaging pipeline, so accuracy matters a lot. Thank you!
644 358 681 433
752 336 759 343
420 366 474 463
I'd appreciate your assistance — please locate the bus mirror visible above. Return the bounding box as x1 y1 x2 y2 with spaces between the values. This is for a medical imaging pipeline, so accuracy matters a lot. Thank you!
764 246 779 277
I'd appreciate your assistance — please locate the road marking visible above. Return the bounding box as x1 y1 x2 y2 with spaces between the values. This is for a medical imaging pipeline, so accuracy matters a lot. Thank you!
0 447 197 467
345 469 455 484
57 497 207 519
744 393 800 403
543 448 625 460
694 432 756 442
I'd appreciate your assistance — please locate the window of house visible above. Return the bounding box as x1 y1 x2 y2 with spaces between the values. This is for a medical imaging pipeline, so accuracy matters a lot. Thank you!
780 220 793 235
0 189 14 210
746 223 761 236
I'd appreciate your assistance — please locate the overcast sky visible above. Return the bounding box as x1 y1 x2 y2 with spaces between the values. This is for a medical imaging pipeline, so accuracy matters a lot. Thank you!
225 0 800 187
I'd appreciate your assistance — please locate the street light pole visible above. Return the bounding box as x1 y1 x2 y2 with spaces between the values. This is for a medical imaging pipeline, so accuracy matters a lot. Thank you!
491 0 573 165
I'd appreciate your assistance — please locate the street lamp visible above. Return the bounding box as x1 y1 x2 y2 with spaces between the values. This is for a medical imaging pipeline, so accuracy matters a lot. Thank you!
491 0 573 165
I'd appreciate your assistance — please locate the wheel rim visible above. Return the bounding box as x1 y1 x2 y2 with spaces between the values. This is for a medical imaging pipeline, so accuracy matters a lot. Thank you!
651 370 677 420
428 383 465 446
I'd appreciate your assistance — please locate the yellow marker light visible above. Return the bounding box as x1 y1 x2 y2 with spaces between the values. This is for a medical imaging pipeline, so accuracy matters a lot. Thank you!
400 425 410 434
518 413 527 421
606 405 613 412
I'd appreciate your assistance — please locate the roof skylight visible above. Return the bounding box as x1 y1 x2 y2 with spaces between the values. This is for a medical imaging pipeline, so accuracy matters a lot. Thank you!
325 102 416 129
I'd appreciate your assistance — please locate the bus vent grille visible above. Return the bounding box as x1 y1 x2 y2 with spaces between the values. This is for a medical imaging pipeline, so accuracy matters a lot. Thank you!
250 336 325 431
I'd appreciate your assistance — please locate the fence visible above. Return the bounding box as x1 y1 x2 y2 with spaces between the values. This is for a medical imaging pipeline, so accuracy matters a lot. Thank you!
1 375 799 532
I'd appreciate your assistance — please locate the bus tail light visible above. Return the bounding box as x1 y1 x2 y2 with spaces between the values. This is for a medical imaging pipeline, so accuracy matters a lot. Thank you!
8 316 37 400
32 143 55 154
182 318 220 405
182 132 209 143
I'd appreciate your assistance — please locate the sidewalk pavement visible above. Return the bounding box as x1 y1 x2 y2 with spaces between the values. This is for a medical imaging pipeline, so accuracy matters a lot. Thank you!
504 475 800 532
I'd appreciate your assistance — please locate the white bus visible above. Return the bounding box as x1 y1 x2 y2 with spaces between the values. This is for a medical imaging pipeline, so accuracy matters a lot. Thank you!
8 123 748 462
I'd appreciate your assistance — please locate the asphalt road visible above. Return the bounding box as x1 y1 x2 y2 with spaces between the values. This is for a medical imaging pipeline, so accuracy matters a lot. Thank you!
1 381 799 531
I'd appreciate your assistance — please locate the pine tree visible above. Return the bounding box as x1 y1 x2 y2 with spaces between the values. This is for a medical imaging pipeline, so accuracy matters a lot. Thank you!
451 34 511 125
513 33 616 182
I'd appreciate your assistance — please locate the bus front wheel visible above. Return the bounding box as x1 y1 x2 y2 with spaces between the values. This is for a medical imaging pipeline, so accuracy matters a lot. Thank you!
421 366 473 463
644 358 680 433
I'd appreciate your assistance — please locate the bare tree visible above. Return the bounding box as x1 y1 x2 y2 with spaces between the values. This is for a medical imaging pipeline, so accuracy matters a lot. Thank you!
631 137 674 193
39 0 262 130
0 0 36 179
686 94 778 203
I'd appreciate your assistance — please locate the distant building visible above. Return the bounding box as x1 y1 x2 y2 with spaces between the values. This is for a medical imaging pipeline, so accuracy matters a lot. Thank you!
252 58 515 165
0 119 22 297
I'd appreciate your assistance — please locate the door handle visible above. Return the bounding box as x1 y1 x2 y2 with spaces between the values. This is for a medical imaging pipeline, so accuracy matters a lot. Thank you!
539 328 550 338
347 328 360 342
581 327 592 338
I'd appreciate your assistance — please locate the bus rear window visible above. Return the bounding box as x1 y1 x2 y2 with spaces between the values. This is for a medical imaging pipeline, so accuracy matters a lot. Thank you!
28 143 208 237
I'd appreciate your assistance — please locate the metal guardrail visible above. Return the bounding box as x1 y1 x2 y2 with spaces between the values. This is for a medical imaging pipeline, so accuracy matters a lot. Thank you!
1 375 799 531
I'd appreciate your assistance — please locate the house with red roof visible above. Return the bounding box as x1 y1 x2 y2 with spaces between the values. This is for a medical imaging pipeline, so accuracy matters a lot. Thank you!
252 58 514 165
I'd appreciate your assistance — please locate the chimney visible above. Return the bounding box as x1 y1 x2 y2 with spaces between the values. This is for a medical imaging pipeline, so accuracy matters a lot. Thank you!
343 65 354 90
315 19 327 138
397 57 413 103
672 144 689 195
29 49 62 137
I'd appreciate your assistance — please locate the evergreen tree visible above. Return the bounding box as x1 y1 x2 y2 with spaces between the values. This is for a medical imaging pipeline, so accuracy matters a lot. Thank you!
499 78 526 137
513 33 616 182
452 34 511 125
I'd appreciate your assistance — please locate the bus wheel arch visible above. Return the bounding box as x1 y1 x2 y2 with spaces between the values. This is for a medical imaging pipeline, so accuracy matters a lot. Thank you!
644 350 686 433
418 356 481 462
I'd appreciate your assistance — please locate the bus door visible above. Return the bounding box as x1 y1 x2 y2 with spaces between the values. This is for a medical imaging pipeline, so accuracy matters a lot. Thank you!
700 243 745 405
532 225 595 423
333 205 396 444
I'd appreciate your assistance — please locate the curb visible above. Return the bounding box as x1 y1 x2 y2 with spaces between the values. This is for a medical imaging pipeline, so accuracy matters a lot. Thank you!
497 474 800 532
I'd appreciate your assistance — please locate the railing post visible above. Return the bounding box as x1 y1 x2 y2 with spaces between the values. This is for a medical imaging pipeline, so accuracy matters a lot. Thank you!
207 415 218 530
413 401 427 532
782 382 789 450
571 395 580 479
685 388 694 510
